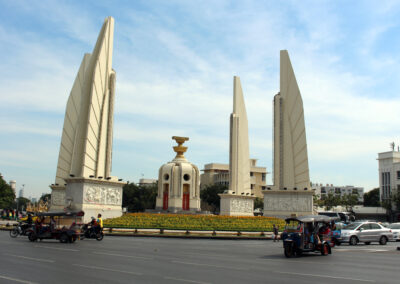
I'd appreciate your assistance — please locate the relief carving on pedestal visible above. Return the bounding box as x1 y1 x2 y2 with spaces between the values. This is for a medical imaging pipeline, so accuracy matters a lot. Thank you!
51 191 66 206
231 198 253 213
265 194 312 212
84 186 122 205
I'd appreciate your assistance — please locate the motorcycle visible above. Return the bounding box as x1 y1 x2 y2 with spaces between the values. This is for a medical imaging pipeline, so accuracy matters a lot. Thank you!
81 224 104 241
10 222 31 238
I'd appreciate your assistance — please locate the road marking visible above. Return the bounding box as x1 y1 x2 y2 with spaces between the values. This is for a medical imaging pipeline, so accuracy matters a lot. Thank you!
275 271 375 282
93 251 153 260
172 260 248 271
73 264 142 275
164 276 211 284
34 245 79 252
0 274 38 284
4 253 54 263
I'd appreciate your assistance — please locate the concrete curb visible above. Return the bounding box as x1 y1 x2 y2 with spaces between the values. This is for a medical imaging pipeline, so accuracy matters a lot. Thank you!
0 226 277 240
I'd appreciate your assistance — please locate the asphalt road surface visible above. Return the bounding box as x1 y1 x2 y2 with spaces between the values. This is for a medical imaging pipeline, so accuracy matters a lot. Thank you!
0 232 399 284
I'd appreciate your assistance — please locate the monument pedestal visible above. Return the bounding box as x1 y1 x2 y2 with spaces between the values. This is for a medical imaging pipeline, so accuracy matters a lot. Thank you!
263 190 313 218
50 185 67 211
219 194 255 216
51 177 124 223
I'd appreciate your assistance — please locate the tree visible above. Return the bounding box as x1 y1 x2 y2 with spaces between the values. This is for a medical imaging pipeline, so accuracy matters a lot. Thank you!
40 194 51 203
363 188 380 207
341 194 359 212
0 174 15 209
323 193 340 210
14 197 30 211
254 197 264 210
122 182 158 212
200 184 227 214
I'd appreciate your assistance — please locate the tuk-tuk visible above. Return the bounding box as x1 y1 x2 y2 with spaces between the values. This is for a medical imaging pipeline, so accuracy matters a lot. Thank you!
26 211 84 243
281 215 335 257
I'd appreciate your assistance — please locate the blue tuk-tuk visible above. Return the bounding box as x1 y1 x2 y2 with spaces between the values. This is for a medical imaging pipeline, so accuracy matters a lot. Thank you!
281 215 335 257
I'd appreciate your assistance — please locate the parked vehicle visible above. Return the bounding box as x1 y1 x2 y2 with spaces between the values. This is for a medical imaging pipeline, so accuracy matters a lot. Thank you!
318 211 354 223
281 215 335 257
81 224 104 241
339 221 393 245
26 211 84 243
9 222 31 238
387 223 400 242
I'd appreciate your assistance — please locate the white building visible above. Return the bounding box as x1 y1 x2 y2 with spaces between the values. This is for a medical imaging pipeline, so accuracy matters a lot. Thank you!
200 159 267 198
312 183 364 202
377 150 400 201
138 178 157 187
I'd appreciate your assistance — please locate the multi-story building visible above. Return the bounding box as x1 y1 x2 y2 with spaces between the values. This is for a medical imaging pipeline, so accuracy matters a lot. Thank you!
377 150 400 201
200 159 267 198
312 183 364 203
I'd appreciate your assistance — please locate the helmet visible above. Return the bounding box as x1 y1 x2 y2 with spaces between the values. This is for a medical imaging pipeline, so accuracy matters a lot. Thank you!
91 217 95 220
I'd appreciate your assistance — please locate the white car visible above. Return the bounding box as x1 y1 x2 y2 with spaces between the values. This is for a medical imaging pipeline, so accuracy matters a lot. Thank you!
388 223 400 241
339 222 393 245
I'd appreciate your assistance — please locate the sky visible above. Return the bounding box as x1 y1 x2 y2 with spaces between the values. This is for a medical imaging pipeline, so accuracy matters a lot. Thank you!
1 0 400 198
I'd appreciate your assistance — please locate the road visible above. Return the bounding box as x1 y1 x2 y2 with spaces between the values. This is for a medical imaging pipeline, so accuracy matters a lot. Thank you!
0 231 399 284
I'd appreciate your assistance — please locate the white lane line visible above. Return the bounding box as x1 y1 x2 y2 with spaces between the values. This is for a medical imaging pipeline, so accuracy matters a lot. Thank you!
34 245 79 252
73 264 142 276
275 271 375 282
172 260 248 271
93 251 153 260
164 276 211 284
0 274 38 284
4 253 54 263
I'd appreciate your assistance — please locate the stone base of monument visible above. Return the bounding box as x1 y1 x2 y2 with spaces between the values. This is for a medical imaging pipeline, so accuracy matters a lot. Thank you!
49 185 67 212
50 177 124 223
263 190 313 218
219 194 255 216
155 197 201 213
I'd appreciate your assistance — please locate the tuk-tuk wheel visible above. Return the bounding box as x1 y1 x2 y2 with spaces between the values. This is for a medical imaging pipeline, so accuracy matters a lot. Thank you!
60 233 69 243
28 232 37 242
284 243 294 258
321 243 329 256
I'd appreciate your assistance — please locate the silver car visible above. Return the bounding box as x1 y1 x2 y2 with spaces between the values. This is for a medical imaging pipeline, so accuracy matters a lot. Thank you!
388 223 400 241
339 222 393 245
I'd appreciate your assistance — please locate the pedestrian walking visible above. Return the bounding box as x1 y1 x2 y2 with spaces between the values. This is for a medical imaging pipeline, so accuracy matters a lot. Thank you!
273 224 279 242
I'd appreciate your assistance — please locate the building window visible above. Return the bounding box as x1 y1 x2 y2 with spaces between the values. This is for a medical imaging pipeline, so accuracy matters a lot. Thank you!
261 173 266 181
262 186 266 190
250 172 254 177
397 171 400 180
251 184 254 189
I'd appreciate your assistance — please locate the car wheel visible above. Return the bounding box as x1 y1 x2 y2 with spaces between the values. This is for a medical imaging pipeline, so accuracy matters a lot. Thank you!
349 236 358 246
379 236 388 245
10 228 19 238
321 243 330 256
284 243 294 258
365 242 371 245
335 239 341 246
60 233 69 243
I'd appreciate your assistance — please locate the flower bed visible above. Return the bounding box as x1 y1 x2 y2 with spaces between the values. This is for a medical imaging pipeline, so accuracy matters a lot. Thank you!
104 213 285 232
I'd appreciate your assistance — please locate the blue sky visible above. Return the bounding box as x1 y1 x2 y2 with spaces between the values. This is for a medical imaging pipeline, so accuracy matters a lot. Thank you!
1 0 400 198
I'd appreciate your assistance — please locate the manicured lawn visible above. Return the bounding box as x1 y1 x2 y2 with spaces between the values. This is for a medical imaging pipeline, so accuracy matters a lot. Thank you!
104 213 285 231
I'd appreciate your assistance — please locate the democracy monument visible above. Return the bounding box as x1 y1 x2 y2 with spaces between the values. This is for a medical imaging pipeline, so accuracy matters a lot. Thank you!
48 16 313 220
50 17 124 222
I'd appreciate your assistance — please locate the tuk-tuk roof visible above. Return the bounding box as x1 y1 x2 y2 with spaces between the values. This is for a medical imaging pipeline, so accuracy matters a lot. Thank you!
36 211 84 217
285 215 333 223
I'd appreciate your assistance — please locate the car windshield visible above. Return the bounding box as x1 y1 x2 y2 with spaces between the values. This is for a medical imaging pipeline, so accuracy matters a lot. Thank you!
343 222 362 230
389 224 400 229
